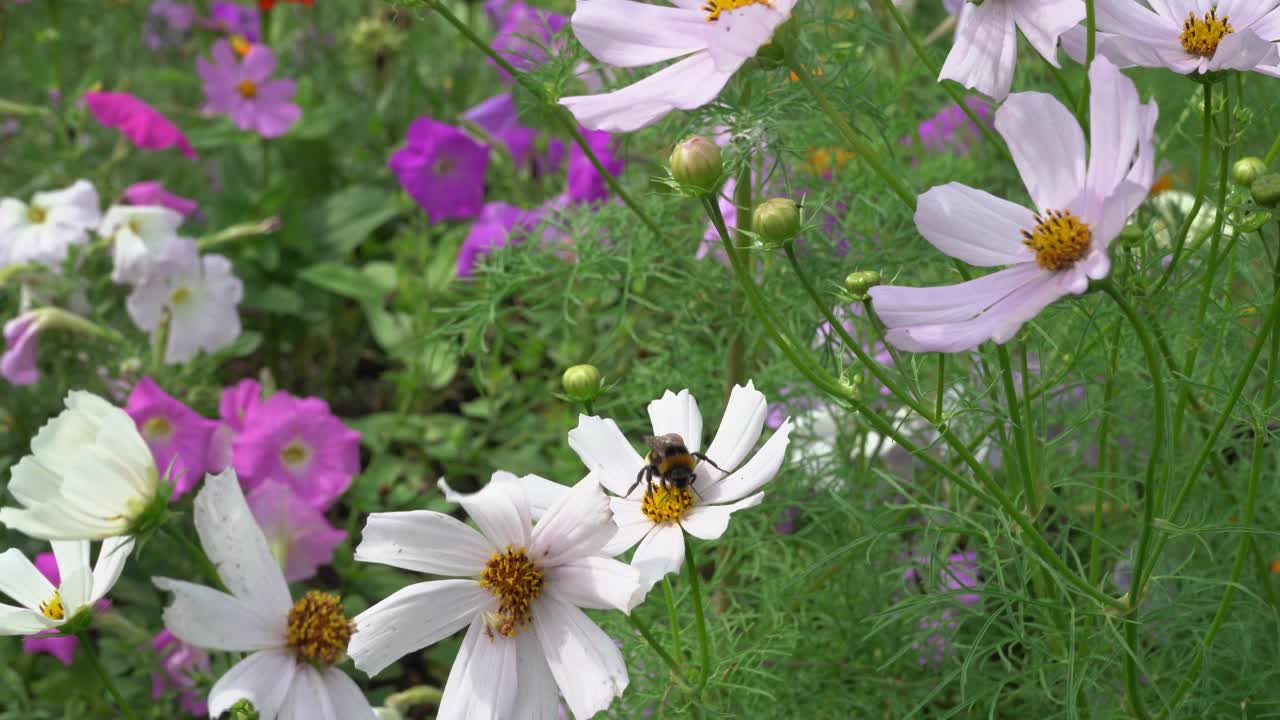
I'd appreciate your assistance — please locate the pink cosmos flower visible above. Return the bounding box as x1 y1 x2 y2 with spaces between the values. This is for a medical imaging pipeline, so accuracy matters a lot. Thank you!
560 0 797 132
389 117 490 223
247 482 347 582
1092 0 1280 76
21 552 112 666
197 40 301 138
868 58 1157 353
2 313 41 386
126 377 219 499
232 391 361 510
84 91 197 159
940 0 1084 100
123 181 199 218
151 630 210 715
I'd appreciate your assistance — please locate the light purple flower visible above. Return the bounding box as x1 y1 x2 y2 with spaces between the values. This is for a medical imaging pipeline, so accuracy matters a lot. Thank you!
491 2 567 77
389 117 490 223
125 239 244 364
126 377 219 499
144 0 196 50
939 0 1084 100
869 58 1156 353
900 97 994 157
457 202 536 277
197 40 300 138
151 630 210 715
906 551 981 667
567 128 623 204
84 91 197 159
208 0 261 41
247 482 347 582
123 181 199 219
232 391 361 510
2 313 40 386
462 93 565 174
1090 0 1280 76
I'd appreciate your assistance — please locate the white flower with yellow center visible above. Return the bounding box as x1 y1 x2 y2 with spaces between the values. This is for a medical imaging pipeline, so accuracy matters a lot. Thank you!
0 537 132 635
567 381 792 589
99 204 187 285
0 179 101 270
349 475 643 720
0 391 161 541
153 469 375 720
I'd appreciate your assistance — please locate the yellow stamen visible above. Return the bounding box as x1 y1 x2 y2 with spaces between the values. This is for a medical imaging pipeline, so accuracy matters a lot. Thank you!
231 35 253 59
286 591 352 665
479 547 544 639
142 416 175 440
237 79 258 99
701 0 772 22
1180 8 1233 57
169 287 192 306
40 591 65 621
26 206 47 224
280 440 310 467
641 484 694 524
1021 210 1092 271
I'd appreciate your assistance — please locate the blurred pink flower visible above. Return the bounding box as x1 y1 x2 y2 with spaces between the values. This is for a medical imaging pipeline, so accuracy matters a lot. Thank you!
84 91 196 159
123 181 199 218
2 313 41 386
197 40 300 138
389 117 489 223
126 377 220 499
247 482 347 581
151 630 210 715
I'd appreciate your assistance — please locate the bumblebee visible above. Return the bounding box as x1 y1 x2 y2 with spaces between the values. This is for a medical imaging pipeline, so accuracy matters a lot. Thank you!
626 433 726 497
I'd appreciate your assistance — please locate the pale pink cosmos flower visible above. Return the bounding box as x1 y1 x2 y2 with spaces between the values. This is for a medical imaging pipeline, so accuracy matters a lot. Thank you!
247 482 347 582
560 0 797 132
1091 0 1280 76
940 0 1084 100
868 58 1157 353
349 475 643 719
197 40 301 138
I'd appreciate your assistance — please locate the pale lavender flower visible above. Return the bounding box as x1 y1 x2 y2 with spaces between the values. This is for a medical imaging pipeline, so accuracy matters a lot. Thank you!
2 313 40 386
247 482 347 582
197 40 300 138
900 98 994 157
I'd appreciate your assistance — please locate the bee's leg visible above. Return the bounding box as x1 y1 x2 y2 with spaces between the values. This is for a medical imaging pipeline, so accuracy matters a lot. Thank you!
625 465 652 498
693 452 727 473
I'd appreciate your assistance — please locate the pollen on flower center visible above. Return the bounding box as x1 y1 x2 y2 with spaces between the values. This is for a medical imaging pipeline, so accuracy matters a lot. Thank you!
280 439 311 468
40 591 65 621
286 591 352 665
1180 9 1233 57
237 79 258 99
26 206 47 224
1021 210 1092 271
641 484 694 523
479 547 544 638
142 415 175 440
701 0 772 22
170 287 193 306
231 35 253 59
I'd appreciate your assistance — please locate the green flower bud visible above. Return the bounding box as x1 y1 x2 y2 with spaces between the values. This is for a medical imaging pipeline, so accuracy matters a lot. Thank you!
562 364 602 402
1251 173 1280 207
1240 211 1273 234
752 198 801 244
844 270 882 300
1232 157 1267 187
229 700 260 720
1117 224 1144 248
669 136 723 194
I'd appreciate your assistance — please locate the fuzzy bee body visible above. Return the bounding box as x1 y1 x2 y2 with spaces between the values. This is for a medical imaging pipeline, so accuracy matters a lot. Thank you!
627 433 725 498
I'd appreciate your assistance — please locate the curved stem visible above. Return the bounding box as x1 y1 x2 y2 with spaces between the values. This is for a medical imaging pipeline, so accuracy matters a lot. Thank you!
626 613 690 689
995 345 1037 511
684 540 712 694
1153 85 1213 292
78 632 138 720
662 577 684 662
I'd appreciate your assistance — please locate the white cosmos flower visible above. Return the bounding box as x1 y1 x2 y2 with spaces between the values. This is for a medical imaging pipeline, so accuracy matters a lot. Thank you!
0 537 132 635
349 475 643 720
560 0 797 133
1092 0 1280 77
0 391 160 541
153 469 375 720
126 238 243 364
567 381 792 590
99 204 186 285
0 179 101 270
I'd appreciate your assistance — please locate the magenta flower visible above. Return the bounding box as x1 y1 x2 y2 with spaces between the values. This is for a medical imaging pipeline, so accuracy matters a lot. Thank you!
84 91 196 159
246 482 346 582
125 377 219 499
208 0 261 41
491 2 567 76
123 181 199 218
462 93 565 174
2 313 40 386
457 201 540 277
207 378 263 472
900 98 994 157
940 0 1084 100
567 128 623 204
21 552 110 665
151 630 210 715
197 40 300 138
869 58 1156 353
389 117 490 223
1093 0 1280 76
232 391 361 509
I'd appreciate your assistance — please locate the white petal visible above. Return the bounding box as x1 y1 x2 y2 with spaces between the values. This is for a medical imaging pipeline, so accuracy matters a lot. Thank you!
571 0 707 67
508 473 572 521
646 389 703 452
699 419 792 504
514 631 561 720
560 52 734 133
600 498 652 557
1085 56 1143 198
318 668 377 720
89 536 134 604
630 522 685 590
698 380 768 485
530 475 615 567
532 594 628 720
153 577 284 651
996 91 1086 210
437 618 518 720
545 555 644 612
349 579 491 677
1206 29 1278 72
869 263 1044 328
208 649 299 719
1012 0 1085 65
913 183 1037 266
194 469 293 618
938 0 1017 99
439 477 532 550
280 664 335 720
0 604 49 635
567 415 646 497
51 540 92 610
0 549 55 611
354 511 493 577
680 493 764 540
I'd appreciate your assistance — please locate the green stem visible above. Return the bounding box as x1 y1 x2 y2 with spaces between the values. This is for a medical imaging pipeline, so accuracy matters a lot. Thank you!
684 540 712 694
1153 85 1213 293
934 354 946 421
1090 324 1123 586
662 577 684 662
160 524 227 593
995 345 1036 512
424 0 664 240
1075 0 1097 120
625 613 689 689
1265 128 1280 166
78 632 138 720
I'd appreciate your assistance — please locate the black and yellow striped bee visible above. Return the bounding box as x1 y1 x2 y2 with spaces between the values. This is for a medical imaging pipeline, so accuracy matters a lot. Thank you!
626 433 726 497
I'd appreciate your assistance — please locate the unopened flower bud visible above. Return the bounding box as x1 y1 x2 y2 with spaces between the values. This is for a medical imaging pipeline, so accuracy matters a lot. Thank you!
1251 173 1280 207
1117 224 1144 248
562 364 602 402
669 136 723 194
1233 157 1266 187
844 270 882 300
753 198 801 244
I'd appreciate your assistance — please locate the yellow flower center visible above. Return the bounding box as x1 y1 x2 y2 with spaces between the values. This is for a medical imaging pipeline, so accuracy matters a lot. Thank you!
702 0 772 22
237 79 258 99
231 35 253 59
286 591 352 665
479 547 544 639
142 415 175 441
169 287 192 306
1180 8 1233 57
26 206 47 224
40 591 65 621
280 439 310 468
1021 210 1092 271
641 484 695 523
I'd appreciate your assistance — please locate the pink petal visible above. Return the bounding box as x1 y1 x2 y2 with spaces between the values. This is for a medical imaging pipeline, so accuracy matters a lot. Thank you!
938 0 1017 99
914 183 1036 266
996 90 1085 211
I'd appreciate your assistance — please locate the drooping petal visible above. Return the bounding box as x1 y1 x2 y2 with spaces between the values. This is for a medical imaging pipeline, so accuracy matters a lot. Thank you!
996 91 1086 211
440 477 532 550
680 493 764 540
869 263 1044 329
532 594 629 720
153 578 284 651
436 617 518 720
646 389 703 453
90 536 134 604
913 183 1037 266
1012 0 1086 66
698 381 768 485
544 555 644 612
354 511 494 577
630 521 685 590
530 475 616 567
560 52 735 133
567 415 645 497
938 0 1017 99
207 649 298 719
1206 29 1279 72
570 0 707 68
193 469 292 619
348 579 491 677
698 419 791 504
